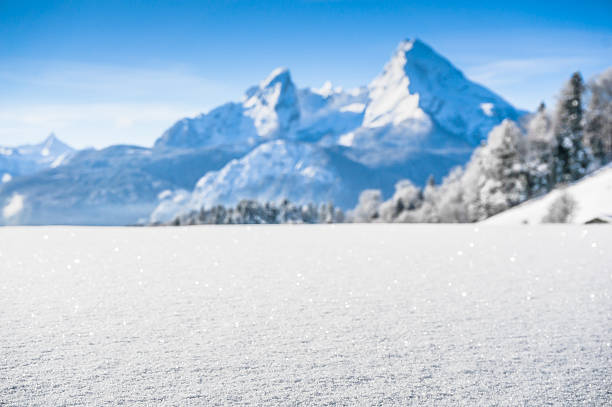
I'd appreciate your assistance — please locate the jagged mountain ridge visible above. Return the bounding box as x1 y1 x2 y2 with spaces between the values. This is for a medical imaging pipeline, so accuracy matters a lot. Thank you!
158 38 522 222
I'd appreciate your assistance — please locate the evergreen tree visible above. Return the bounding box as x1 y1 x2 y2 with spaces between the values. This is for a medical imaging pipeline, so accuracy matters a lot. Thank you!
553 72 591 183
585 68 612 165
525 102 554 194
166 198 346 225
462 120 527 220
434 167 468 222
378 180 423 222
351 190 381 222
542 192 577 223
416 174 440 222
426 174 436 188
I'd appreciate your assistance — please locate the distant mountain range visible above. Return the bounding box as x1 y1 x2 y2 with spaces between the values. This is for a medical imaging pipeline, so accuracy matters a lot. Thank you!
0 39 523 225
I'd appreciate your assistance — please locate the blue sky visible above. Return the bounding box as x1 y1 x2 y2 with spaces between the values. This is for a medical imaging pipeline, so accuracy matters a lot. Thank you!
1 0 611 148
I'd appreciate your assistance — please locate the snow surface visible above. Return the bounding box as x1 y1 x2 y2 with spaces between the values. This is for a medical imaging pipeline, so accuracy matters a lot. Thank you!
1 225 610 405
484 164 612 224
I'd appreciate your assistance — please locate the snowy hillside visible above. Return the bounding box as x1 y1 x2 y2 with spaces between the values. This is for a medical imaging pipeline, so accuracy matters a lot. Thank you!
187 140 342 210
483 164 612 224
2 225 610 404
0 133 74 182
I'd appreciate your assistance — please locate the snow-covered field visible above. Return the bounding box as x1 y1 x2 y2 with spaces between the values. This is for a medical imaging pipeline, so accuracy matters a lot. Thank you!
1 225 611 405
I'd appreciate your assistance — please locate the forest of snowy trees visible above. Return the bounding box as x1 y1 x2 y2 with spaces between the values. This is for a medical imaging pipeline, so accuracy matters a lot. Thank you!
163 199 345 225
166 69 611 226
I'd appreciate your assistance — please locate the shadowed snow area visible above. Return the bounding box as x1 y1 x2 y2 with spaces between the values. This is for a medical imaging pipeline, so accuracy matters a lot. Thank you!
1 225 611 405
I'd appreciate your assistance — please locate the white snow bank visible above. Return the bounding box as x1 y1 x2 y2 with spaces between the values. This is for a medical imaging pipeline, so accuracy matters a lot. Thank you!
484 165 612 224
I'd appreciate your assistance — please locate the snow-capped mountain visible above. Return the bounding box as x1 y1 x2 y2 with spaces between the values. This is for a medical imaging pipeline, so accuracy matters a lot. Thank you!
483 164 612 225
343 39 520 165
0 133 75 183
155 68 301 150
157 39 521 222
369 40 518 140
1 38 524 225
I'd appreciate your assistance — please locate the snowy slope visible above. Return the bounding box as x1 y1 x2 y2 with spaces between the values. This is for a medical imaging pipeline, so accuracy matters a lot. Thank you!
296 83 368 143
483 165 612 224
2 225 611 405
0 133 75 181
186 140 341 211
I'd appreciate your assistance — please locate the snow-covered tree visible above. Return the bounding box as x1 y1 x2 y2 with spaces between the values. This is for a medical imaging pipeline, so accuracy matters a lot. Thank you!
350 189 381 222
378 180 423 222
542 192 577 223
318 202 344 223
166 199 345 225
553 72 591 183
433 167 468 223
416 174 440 222
524 102 555 194
461 120 528 220
585 68 612 165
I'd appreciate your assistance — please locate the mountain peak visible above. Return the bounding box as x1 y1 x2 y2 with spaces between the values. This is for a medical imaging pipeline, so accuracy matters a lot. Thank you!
44 132 58 143
40 133 73 154
396 38 416 52
261 67 292 89
390 38 457 77
364 38 519 143
243 67 300 138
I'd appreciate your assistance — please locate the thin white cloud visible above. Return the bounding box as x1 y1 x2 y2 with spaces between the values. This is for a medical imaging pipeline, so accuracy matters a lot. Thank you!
0 60 238 103
465 56 595 87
